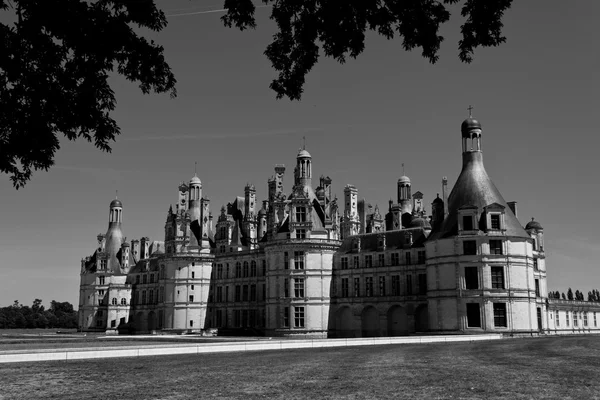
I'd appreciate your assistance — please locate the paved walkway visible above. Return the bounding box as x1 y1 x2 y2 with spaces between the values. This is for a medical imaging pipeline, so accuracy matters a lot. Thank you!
0 334 502 363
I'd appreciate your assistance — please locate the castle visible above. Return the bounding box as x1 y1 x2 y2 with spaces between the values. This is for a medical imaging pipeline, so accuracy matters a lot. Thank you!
78 116 600 336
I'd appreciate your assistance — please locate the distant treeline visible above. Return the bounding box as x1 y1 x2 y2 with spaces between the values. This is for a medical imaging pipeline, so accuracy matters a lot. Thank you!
548 288 600 302
0 299 77 329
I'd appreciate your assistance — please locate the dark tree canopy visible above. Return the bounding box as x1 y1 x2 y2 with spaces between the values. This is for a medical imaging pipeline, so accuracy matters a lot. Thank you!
0 0 176 188
222 0 513 100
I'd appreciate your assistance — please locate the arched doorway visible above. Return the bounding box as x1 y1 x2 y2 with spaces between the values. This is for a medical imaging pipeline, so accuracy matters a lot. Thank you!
361 306 380 337
387 305 409 336
415 305 429 332
335 307 354 338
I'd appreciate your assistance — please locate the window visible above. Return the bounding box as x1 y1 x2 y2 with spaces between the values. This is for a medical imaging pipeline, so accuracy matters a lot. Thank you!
142 290 147 305
296 206 307 222
121 298 126 305
243 285 249 301
535 279 540 297
111 320 116 328
405 252 411 265
100 259 107 270
490 214 501 230
192 271 195 279
493 303 507 327
225 286 229 303
573 311 579 327
234 310 241 327
143 274 148 284
489 240 503 255
236 262 241 278
191 285 194 290
160 265 166 279
296 229 306 239
533 258 538 270
135 275 140 284
98 290 105 297
341 278 349 297
365 255 373 268
391 253 399 266
391 275 400 296
365 277 373 297
262 260 267 276
111 298 117 305
251 261 257 277
97 310 103 317
584 312 588 327
262 284 266 301
341 257 349 270
353 256 359 269
235 285 241 302
463 216 474 231
566 312 570 327
284 278 289 297
418 274 427 295
465 267 478 290
417 251 425 264
283 307 289 327
555 310 560 326
378 254 385 267
294 278 305 298
406 275 413 295
189 295 194 302
216 287 222 302
284 252 289 269
466 303 481 327
226 263 230 278
149 290 154 304
491 267 505 289
98 276 106 285
243 261 249 278
150 274 154 284
250 284 257 301
379 276 386 296
463 240 477 255
354 278 360 297
294 307 305 328
294 251 305 269
594 312 597 327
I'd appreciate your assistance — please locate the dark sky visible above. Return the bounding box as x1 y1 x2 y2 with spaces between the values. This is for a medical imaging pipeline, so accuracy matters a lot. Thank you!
0 0 598 307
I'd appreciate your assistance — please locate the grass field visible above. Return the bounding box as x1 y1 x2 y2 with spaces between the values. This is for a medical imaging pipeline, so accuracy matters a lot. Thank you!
1 336 599 399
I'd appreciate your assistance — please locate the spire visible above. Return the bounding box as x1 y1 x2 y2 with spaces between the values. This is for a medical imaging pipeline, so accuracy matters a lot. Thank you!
467 104 474 118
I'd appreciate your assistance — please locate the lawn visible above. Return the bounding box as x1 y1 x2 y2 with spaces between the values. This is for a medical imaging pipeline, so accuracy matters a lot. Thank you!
1 336 599 399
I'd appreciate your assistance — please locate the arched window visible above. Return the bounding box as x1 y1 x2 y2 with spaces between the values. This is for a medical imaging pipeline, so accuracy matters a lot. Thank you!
243 261 249 277
236 262 241 278
120 298 127 305
111 298 117 305
160 265 166 279
251 261 257 277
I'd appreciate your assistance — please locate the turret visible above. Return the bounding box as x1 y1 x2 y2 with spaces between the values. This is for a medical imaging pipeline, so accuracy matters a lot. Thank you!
140 237 150 260
341 184 360 238
188 174 202 248
105 198 124 273
296 148 312 186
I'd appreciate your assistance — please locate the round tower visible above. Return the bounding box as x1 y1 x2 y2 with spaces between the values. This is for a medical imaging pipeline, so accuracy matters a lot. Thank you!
296 148 312 186
188 174 202 248
105 198 124 273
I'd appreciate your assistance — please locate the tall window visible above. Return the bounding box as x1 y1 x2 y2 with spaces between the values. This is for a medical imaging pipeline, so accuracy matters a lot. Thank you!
405 252 411 265
149 290 154 304
225 286 229 303
251 261 257 277
378 254 385 267
341 257 349 270
236 262 241 278
555 310 560 327
490 214 501 229
391 253 399 266
111 298 117 305
379 276 386 296
242 285 249 301
584 312 588 327
250 285 257 301
489 240 503 255
294 251 305 269
353 256 359 269
594 312 597 327
216 286 222 302
143 274 148 284
284 278 289 298
418 274 427 295
533 258 538 270
391 275 400 296
466 303 481 327
463 215 474 231
354 278 360 297
491 267 505 289
142 290 146 305
296 229 306 239
463 240 477 255
283 307 289 327
135 275 140 284
566 312 570 327
406 275 413 295
121 298 126 305
365 255 373 268
294 278 305 298
465 267 478 290
341 278 349 297
150 274 154 284
262 260 267 276
493 303 507 327
365 277 373 297
294 307 305 328
535 279 540 297
243 261 249 278
417 251 425 264
100 259 107 270
98 276 105 285
284 252 289 269
296 206 307 222
235 285 241 302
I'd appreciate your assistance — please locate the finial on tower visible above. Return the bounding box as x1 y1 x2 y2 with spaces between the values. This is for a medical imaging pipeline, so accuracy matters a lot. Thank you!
402 163 405 176
194 161 197 177
303 136 306 150
467 105 474 118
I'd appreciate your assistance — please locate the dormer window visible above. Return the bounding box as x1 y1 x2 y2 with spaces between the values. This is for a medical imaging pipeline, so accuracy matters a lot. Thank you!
295 207 307 222
490 214 500 229
458 205 478 234
484 203 505 232
463 216 474 231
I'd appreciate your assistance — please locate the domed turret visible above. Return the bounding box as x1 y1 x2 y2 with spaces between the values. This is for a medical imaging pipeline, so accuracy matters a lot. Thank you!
410 217 431 230
461 117 482 138
525 218 543 231
190 174 201 185
398 175 411 184
110 199 122 208
297 149 312 159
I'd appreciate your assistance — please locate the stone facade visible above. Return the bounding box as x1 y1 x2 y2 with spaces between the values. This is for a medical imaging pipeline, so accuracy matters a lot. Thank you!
78 116 600 337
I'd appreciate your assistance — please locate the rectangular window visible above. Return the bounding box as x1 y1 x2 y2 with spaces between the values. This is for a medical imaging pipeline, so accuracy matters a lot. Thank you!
493 303 507 327
250 284 257 301
262 284 266 301
135 275 140 284
234 310 241 327
391 253 399 266
463 215 474 231
405 252 411 265
353 256 359 269
378 254 385 267
149 290 154 304
391 275 400 296
491 267 505 289
284 278 289 298
555 310 560 327
294 306 305 328
142 290 146 305
566 312 570 327
251 261 257 277
466 303 481 327
100 259 107 270
463 240 477 255
341 257 349 270
236 263 241 278
243 285 249 302
535 279 540 297
216 286 222 302
192 271 195 279
283 307 289 327
150 274 154 284
235 285 241 302
489 240 503 255
143 274 148 284
189 295 194 302
294 278 305 298
406 275 413 295
294 251 305 269
365 277 373 297
379 276 386 296
594 312 597 327
533 258 538 270
262 260 266 276
296 206 307 222
225 286 229 303
365 255 373 268
418 274 427 295
465 267 478 290
490 214 501 229
284 252 289 269
354 278 360 297
584 312 588 327
243 262 249 277
341 278 349 297
417 251 425 264
242 310 248 327
296 229 306 239
98 276 105 285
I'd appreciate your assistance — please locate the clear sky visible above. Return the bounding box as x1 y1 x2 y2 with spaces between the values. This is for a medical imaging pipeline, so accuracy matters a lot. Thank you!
0 0 598 308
